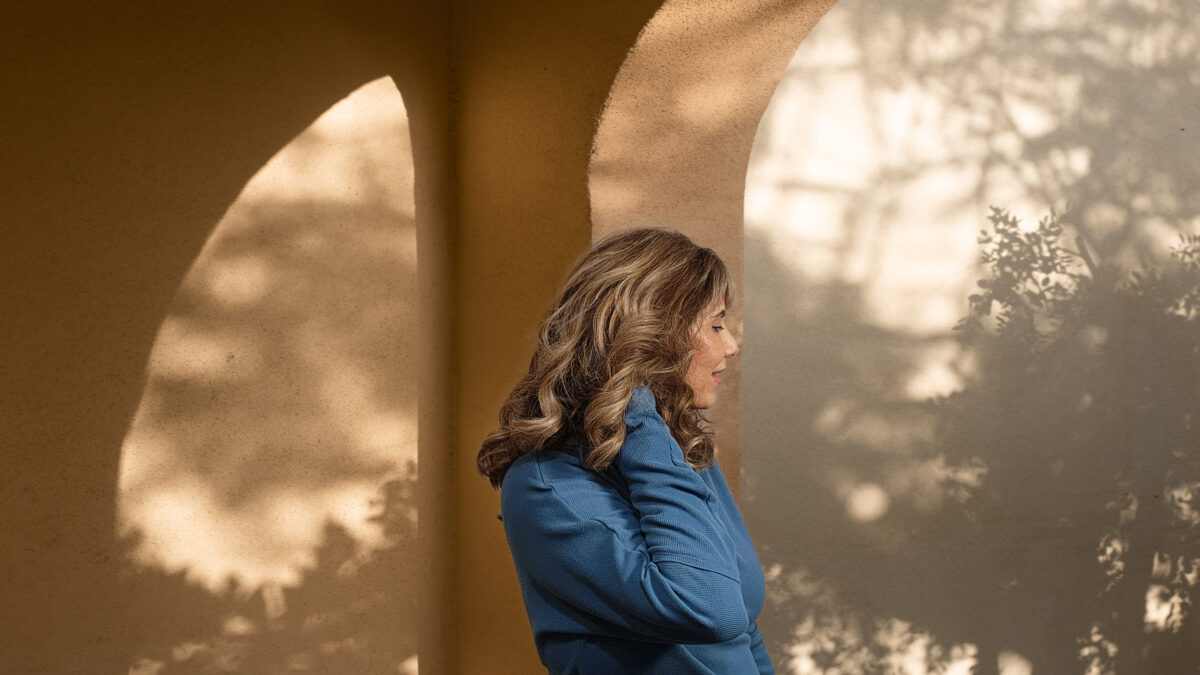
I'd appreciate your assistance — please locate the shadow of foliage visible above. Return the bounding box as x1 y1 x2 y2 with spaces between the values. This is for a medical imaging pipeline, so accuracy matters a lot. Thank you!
742 226 976 672
937 209 1200 673
122 466 418 675
747 208 1200 674
747 1 1200 671
815 0 1200 265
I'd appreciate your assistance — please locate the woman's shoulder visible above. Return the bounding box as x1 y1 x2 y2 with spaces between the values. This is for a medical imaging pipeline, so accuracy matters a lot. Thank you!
503 445 603 490
501 446 633 523
503 443 584 477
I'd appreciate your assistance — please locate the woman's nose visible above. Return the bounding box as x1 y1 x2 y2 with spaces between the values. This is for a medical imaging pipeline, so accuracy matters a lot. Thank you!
724 332 740 357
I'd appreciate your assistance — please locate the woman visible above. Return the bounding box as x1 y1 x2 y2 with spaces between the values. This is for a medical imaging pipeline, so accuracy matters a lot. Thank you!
477 228 773 674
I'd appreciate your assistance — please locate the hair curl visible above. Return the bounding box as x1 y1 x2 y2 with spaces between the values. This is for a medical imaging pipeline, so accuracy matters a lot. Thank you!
476 227 734 490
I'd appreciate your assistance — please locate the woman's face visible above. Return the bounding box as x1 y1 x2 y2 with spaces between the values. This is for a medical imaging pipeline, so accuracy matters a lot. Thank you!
685 304 739 409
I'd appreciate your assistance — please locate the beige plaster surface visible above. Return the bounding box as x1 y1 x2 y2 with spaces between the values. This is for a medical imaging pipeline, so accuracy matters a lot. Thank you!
115 77 424 673
450 2 663 670
1 1 837 671
1 2 454 672
740 1 1200 670
590 0 838 496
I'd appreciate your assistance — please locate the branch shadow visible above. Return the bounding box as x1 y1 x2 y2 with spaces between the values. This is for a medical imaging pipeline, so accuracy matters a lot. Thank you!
743 1 1200 672
2 3 447 671
122 468 419 675
112 78 423 673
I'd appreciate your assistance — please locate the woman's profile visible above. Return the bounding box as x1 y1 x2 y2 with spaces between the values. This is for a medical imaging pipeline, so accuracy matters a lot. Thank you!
477 227 773 674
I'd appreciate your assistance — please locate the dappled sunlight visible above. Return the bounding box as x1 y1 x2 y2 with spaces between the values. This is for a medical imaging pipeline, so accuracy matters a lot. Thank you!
123 467 420 674
745 8 985 340
117 76 419 671
744 0 1200 672
120 473 389 589
202 255 274 308
812 397 937 451
997 650 1033 675
842 483 889 523
142 317 265 385
226 79 417 215
764 563 977 675
902 342 966 400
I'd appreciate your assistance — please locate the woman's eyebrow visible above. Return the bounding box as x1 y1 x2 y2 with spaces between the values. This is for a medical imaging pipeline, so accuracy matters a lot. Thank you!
711 309 726 319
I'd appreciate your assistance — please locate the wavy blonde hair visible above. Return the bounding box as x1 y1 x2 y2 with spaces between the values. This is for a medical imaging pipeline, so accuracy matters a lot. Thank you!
477 227 733 490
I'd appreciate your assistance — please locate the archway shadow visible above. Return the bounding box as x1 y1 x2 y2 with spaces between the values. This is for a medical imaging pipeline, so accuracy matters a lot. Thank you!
111 72 424 674
1 3 447 671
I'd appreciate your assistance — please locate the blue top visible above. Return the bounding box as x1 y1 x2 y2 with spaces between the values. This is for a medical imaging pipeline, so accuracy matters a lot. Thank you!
500 387 774 674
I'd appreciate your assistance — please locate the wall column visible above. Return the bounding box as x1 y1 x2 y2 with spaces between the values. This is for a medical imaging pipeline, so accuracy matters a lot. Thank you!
590 0 839 496
450 1 663 671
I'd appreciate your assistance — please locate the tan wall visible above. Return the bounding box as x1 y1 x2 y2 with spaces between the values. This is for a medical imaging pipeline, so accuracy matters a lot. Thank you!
591 0 837 497
742 1 1200 672
1 3 453 672
2 2 837 672
116 77 430 674
450 2 663 670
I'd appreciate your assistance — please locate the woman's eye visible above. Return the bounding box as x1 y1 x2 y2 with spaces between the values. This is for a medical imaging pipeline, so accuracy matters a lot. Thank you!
713 325 725 333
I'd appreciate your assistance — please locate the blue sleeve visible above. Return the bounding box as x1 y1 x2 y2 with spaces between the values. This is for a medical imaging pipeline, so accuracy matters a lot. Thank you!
748 621 775 674
614 386 748 642
504 387 748 644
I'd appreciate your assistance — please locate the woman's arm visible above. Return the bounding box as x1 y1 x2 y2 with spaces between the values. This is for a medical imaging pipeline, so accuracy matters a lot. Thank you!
502 387 749 644
748 621 775 674
614 386 748 641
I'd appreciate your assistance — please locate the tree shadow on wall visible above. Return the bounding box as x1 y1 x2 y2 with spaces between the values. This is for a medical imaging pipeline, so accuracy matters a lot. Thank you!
2 1 438 666
940 213 1200 674
743 226 997 673
122 468 418 675
112 81 422 674
795 0 1200 267
745 214 1200 674
744 1 1200 671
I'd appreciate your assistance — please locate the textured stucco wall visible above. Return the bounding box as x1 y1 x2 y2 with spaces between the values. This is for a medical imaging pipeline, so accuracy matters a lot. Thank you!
743 2 1200 672
0 3 454 671
2 1 841 671
591 0 838 497
450 2 663 671
116 77 426 674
